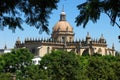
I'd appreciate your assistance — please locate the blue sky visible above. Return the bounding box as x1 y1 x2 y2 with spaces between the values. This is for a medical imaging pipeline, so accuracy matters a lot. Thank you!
0 0 120 51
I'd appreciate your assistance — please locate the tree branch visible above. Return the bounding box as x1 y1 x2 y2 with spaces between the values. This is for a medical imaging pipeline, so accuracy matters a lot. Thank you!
105 12 120 28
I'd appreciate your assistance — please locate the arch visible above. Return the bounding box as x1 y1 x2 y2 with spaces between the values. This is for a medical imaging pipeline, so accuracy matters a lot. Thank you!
98 48 102 53
82 49 89 56
66 26 68 31
69 37 72 42
62 37 65 42
31 48 37 55
47 47 50 53
57 27 60 31
109 51 112 55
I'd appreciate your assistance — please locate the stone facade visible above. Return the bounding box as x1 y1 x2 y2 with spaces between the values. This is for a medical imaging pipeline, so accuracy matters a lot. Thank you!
15 9 115 57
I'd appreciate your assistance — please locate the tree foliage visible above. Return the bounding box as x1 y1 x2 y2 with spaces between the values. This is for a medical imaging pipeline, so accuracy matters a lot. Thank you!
40 51 120 80
87 57 115 79
0 48 34 73
0 73 11 80
1 0 120 33
75 0 120 28
0 0 59 33
0 50 120 80
16 65 48 80
40 50 82 80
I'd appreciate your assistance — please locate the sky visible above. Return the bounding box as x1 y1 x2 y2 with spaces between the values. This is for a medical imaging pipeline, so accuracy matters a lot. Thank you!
0 0 120 51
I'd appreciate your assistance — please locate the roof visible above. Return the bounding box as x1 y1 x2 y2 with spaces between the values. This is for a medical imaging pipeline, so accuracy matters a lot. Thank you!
53 21 73 32
53 9 73 32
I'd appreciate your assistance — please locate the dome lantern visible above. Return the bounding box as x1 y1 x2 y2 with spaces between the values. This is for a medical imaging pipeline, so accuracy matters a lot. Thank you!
60 6 66 21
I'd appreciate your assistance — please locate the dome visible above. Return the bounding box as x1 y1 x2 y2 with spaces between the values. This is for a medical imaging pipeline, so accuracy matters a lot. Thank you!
51 8 74 42
53 21 73 32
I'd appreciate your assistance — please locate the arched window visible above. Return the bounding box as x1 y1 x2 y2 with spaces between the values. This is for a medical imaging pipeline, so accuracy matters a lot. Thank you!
57 27 60 31
47 47 50 53
98 48 102 53
69 37 72 42
109 51 112 55
82 49 89 56
31 48 36 54
62 37 65 42
66 27 68 31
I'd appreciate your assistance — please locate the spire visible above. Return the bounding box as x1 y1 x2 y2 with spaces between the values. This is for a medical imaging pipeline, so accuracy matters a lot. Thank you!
100 34 104 39
86 32 90 38
4 44 7 49
86 32 91 44
62 5 64 12
60 5 66 21
99 34 105 43
112 43 115 50
17 37 20 41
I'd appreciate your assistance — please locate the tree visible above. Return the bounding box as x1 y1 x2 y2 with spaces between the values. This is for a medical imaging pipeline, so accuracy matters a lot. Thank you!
0 0 59 33
75 0 120 28
1 49 120 79
0 48 34 73
111 62 120 79
92 53 102 56
0 73 11 80
115 51 120 56
16 65 48 80
0 48 48 80
40 50 82 80
87 57 116 80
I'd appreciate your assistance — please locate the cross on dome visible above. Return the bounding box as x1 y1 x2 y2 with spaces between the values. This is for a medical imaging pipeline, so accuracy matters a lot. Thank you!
62 5 64 12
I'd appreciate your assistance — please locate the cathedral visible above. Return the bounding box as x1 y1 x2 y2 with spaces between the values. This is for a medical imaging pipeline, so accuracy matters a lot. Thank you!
15 9 115 57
